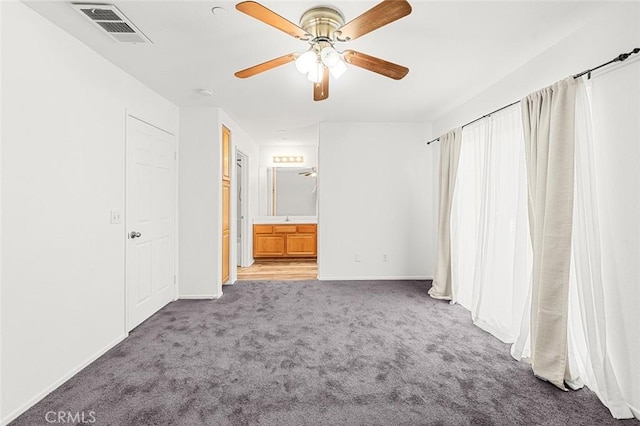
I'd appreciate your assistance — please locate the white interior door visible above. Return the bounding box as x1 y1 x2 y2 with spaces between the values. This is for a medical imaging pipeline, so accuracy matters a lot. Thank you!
126 116 176 332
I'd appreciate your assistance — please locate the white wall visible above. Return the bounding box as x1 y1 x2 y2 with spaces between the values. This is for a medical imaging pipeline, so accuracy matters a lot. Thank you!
0 2 178 424
178 107 258 296
431 2 639 417
318 122 435 280
0 1 4 420
178 107 221 298
433 2 640 136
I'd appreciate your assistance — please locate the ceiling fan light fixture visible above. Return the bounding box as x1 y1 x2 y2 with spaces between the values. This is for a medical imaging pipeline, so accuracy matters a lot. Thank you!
307 62 324 83
320 46 340 67
295 50 316 74
329 58 347 79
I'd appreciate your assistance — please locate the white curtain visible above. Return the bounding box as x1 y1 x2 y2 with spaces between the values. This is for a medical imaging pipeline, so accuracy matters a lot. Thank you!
510 74 637 417
444 67 638 419
450 106 531 343
583 59 640 418
565 76 637 418
429 128 462 300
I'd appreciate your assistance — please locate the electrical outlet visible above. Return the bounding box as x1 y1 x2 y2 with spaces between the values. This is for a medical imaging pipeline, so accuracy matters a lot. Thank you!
354 253 362 263
110 210 122 224
383 253 389 262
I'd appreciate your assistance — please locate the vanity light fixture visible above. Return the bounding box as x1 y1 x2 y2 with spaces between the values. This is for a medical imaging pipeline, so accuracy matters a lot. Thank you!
273 156 304 164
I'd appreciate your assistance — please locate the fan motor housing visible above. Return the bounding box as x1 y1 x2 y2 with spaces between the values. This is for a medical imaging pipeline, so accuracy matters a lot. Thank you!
299 7 345 39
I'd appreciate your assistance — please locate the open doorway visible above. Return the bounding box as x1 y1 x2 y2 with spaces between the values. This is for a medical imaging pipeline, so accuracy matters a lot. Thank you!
237 164 318 281
236 149 249 268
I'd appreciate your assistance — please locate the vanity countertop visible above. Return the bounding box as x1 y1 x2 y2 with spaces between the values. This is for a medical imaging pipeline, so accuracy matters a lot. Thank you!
253 216 317 225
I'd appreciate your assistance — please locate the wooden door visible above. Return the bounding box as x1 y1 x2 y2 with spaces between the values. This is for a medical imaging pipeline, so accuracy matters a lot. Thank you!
126 116 176 331
222 125 231 284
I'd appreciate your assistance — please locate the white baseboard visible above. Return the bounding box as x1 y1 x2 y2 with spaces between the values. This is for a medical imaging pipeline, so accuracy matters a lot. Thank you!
179 293 223 300
1 333 127 426
317 275 431 281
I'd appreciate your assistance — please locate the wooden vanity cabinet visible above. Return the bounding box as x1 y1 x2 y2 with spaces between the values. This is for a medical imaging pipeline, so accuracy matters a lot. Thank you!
253 224 317 258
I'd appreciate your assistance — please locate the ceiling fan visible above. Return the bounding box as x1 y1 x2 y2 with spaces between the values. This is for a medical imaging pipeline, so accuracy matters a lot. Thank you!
298 167 317 177
234 0 412 101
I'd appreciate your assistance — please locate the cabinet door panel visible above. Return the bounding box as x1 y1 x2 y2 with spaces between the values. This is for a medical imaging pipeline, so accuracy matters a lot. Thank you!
222 183 230 230
286 234 317 256
222 231 230 282
222 126 231 182
255 235 285 256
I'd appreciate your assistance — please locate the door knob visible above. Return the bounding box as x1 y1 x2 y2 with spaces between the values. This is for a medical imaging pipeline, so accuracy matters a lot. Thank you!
130 231 142 239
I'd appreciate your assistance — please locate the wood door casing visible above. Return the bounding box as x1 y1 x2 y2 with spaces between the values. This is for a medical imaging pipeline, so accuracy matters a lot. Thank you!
222 125 231 284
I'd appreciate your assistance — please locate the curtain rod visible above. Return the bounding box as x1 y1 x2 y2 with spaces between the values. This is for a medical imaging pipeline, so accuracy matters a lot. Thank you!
426 101 520 145
426 47 640 146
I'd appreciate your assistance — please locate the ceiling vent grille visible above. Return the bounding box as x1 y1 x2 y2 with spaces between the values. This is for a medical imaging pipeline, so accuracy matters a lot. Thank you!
71 3 152 43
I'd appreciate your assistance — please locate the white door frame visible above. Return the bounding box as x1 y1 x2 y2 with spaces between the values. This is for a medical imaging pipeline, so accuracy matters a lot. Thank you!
235 149 251 268
124 113 178 332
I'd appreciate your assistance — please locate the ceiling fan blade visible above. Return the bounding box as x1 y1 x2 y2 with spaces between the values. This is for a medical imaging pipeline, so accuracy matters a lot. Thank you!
337 0 412 41
343 50 409 80
313 67 330 101
235 53 298 78
236 1 310 39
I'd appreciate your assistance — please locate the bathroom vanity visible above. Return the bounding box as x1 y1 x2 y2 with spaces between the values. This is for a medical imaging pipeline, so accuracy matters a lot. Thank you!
253 219 317 258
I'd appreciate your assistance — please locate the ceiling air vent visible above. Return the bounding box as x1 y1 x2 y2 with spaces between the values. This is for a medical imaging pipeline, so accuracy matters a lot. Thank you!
71 3 152 43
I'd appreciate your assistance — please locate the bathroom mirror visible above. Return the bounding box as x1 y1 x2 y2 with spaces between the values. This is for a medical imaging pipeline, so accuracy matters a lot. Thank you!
266 167 317 216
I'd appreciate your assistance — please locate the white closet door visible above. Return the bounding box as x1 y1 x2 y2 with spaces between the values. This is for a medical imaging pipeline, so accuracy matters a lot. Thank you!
126 116 176 331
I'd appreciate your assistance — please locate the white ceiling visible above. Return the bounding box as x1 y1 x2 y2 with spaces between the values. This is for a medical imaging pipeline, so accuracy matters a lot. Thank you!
26 1 607 144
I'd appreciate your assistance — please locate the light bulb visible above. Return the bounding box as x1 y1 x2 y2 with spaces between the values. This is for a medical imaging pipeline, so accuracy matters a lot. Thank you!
307 62 324 83
329 59 348 79
295 50 317 74
320 46 340 67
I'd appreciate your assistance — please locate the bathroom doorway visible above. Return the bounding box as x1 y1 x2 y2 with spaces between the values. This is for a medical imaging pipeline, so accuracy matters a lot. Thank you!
236 149 249 268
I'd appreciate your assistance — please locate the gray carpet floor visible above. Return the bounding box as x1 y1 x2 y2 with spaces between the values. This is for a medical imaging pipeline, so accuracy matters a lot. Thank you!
12 280 638 425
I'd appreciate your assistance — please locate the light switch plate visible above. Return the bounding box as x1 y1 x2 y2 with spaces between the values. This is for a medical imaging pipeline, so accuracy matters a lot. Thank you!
110 210 122 224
